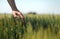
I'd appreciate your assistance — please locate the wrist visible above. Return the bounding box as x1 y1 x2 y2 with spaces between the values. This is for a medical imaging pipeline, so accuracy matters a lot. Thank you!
12 8 19 11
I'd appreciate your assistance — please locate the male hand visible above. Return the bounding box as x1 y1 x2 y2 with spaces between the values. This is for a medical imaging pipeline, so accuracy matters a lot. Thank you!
12 10 24 19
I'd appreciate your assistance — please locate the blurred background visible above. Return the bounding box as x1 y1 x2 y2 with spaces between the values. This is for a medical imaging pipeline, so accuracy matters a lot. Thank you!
0 0 60 39
0 0 60 14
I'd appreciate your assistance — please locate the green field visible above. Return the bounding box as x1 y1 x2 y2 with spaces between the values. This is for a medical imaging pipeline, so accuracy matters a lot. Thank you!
0 14 60 39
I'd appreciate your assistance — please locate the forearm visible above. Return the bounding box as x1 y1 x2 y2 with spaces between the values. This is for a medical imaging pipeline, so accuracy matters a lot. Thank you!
7 0 18 11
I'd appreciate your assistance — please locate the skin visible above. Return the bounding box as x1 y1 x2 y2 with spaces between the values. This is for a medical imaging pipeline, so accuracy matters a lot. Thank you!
7 0 24 19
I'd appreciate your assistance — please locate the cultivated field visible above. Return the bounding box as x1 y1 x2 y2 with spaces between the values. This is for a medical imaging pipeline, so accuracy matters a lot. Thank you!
0 14 60 39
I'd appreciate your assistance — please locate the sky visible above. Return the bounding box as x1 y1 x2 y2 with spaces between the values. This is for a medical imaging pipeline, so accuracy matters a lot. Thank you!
0 0 60 14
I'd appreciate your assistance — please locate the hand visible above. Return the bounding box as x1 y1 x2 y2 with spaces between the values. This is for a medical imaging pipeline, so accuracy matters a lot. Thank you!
12 10 24 19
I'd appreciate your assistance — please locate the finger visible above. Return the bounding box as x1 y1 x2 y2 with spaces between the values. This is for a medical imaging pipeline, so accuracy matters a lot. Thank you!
13 13 17 18
17 12 24 18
